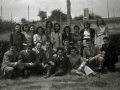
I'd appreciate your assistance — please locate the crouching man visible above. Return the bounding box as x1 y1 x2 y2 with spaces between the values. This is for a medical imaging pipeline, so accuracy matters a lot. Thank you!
68 47 96 76
18 44 39 78
83 39 105 73
0 44 22 79
45 47 71 78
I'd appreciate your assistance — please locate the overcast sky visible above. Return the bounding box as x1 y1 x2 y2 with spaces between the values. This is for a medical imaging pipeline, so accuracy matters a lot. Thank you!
0 0 120 22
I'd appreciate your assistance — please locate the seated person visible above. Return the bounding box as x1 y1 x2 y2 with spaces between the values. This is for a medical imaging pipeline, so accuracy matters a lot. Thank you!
75 39 85 56
1 44 21 79
45 47 71 78
100 37 118 71
62 38 71 55
32 42 46 75
83 39 105 72
68 47 96 76
43 40 55 58
18 44 39 77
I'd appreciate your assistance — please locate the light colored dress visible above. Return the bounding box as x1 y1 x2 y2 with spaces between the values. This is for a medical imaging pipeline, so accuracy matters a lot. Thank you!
51 32 62 50
33 34 47 45
95 25 109 48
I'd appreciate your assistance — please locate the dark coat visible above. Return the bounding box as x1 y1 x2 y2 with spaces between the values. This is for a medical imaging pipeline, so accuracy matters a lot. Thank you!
62 33 72 45
10 32 25 51
80 28 95 40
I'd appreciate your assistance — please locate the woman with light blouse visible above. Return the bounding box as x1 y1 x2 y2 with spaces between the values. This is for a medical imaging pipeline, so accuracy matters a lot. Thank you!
33 26 47 46
95 18 109 48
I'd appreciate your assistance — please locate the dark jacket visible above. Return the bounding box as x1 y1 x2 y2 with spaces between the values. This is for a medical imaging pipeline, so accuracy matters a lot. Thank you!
10 32 25 51
62 33 72 45
80 28 95 40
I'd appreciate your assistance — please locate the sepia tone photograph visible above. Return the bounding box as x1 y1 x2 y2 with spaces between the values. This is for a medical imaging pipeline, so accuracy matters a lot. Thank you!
0 0 120 90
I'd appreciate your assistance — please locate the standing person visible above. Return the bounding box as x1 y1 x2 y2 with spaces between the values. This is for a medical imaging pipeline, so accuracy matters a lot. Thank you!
22 24 33 46
51 23 62 51
62 26 72 45
45 21 53 41
30 25 36 34
33 26 47 46
80 22 95 46
83 39 105 72
95 18 109 48
1 44 21 79
75 39 85 57
10 23 25 52
100 37 118 71
72 25 82 46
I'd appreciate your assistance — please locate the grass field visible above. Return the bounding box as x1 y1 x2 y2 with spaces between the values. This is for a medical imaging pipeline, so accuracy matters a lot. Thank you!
0 32 120 90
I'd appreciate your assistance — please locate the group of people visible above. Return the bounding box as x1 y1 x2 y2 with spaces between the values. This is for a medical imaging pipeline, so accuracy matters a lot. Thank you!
0 18 118 79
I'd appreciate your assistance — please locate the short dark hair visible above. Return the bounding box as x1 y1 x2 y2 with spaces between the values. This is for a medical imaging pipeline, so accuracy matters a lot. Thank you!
22 24 30 31
83 22 91 28
14 23 21 32
57 47 64 52
45 21 53 29
63 26 71 33
70 47 77 51
103 37 110 40
36 26 45 34
54 23 61 32
74 25 80 30
9 43 17 48
30 25 35 28
86 38 94 43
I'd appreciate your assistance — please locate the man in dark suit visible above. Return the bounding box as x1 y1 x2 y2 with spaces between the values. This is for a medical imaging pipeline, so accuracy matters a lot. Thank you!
62 38 71 55
45 47 71 78
100 37 118 71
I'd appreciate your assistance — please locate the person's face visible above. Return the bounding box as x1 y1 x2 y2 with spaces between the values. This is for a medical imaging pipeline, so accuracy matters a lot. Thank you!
24 26 29 32
36 43 42 51
86 41 93 48
65 28 70 33
64 40 69 47
10 46 16 52
47 23 52 29
103 39 109 45
15 25 21 32
30 26 35 33
38 28 43 34
84 24 89 29
71 49 76 56
46 42 50 49
74 27 79 33
57 50 63 56
26 47 32 53
77 41 83 46
98 19 102 26
55 24 60 32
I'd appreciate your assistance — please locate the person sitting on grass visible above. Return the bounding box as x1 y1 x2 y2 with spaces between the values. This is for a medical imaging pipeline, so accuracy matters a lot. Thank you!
68 47 96 76
18 44 39 78
62 38 71 55
44 47 71 78
100 37 118 72
0 44 22 79
83 39 105 74
32 42 46 75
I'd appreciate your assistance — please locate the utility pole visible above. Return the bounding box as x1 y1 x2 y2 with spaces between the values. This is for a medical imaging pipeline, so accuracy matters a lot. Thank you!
46 7 48 18
11 14 12 22
60 7 62 25
1 6 2 20
113 8 115 17
28 5 29 21
107 0 109 18
67 0 71 27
